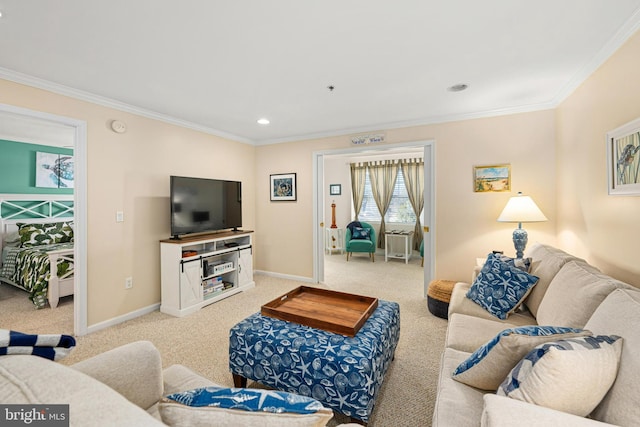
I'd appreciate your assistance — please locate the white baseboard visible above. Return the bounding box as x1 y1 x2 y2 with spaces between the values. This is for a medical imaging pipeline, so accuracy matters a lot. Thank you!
84 272 311 335
254 270 315 284
86 303 160 335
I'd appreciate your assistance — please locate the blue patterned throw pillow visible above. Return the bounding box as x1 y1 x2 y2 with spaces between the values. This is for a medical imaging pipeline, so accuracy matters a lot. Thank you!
352 227 370 240
498 335 623 417
160 386 334 427
452 326 591 390
165 387 324 414
466 253 539 319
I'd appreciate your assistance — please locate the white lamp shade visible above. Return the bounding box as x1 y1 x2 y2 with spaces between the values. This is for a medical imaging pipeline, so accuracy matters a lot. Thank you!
497 193 547 223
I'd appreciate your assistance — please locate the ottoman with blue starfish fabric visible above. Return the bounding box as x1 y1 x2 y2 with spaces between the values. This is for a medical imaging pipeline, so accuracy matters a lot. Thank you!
229 299 400 425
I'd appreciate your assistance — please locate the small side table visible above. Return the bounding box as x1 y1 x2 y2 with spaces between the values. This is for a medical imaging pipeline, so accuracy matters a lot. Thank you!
325 228 344 254
427 279 456 319
384 231 414 263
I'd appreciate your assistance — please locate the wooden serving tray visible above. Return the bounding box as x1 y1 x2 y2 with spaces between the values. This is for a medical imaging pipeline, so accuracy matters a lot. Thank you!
261 286 378 337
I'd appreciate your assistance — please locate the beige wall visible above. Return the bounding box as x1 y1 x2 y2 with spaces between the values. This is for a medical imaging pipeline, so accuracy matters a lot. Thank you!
256 109 557 282
1 79 256 327
556 30 640 287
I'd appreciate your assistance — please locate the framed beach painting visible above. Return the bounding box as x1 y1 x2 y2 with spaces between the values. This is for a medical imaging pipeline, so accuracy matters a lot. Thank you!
607 117 640 195
473 164 511 193
270 173 297 201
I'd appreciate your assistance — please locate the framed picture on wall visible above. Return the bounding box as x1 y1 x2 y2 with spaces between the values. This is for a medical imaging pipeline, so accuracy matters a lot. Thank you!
473 164 511 193
36 152 75 189
329 184 341 195
607 117 640 195
270 173 297 201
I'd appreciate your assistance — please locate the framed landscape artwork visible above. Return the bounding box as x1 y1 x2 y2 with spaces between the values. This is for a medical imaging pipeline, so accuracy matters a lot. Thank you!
473 164 511 193
270 173 297 201
607 117 640 195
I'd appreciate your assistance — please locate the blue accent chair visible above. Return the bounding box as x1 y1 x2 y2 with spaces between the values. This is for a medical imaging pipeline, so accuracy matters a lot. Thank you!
420 240 424 266
345 221 376 262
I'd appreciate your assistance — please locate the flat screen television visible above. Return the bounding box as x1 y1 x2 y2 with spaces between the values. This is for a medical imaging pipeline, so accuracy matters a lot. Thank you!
170 176 242 239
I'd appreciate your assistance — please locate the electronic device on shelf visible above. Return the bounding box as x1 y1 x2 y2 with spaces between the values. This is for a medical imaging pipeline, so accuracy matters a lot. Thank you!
170 175 242 239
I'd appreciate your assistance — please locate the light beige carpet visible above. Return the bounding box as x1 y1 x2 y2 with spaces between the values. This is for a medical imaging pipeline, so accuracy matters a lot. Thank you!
0 282 74 334
2 252 448 426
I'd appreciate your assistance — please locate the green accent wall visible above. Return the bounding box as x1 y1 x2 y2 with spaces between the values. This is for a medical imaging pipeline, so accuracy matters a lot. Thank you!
0 139 74 194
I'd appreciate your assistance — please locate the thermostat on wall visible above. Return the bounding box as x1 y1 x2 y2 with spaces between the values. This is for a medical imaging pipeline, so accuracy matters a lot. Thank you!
110 120 127 133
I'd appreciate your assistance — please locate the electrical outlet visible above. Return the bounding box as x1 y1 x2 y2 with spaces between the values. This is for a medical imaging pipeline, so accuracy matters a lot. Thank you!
116 211 124 222
125 277 133 289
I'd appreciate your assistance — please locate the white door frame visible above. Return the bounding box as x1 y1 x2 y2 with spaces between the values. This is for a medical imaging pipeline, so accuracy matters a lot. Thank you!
312 140 435 297
0 103 88 336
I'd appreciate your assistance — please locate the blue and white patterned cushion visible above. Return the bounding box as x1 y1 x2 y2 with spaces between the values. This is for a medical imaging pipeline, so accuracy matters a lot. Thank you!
452 326 591 390
466 253 539 319
0 329 76 361
498 335 623 417
160 387 334 427
351 226 370 240
165 387 324 414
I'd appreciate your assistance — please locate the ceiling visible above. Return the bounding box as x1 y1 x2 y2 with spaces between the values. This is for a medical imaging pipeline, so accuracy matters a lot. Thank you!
1 1 640 146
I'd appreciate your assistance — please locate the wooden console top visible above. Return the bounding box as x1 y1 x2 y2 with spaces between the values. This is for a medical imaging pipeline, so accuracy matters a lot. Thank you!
160 230 253 244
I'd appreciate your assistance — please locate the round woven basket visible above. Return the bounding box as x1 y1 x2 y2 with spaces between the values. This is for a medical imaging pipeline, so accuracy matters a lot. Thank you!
427 279 456 319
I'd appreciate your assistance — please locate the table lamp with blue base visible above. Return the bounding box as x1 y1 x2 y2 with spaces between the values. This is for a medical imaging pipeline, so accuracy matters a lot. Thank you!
497 192 548 258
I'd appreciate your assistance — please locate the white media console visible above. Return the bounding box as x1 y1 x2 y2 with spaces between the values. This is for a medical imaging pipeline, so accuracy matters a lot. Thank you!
160 230 254 317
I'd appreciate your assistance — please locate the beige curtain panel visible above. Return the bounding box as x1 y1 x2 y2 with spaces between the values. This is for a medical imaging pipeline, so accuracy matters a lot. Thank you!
367 160 399 248
400 158 425 250
350 163 367 220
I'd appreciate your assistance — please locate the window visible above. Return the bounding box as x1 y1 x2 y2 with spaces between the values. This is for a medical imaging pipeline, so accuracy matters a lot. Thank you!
359 169 422 224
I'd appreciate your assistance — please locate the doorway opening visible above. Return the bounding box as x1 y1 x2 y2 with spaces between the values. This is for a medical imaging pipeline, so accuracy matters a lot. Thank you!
0 103 87 336
312 140 435 298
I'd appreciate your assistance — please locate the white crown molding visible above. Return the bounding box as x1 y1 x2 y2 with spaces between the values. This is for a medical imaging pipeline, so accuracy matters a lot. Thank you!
254 102 557 146
0 65 558 146
551 7 640 106
0 67 254 146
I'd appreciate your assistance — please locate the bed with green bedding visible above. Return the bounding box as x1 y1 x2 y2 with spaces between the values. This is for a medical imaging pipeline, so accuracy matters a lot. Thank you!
0 220 74 309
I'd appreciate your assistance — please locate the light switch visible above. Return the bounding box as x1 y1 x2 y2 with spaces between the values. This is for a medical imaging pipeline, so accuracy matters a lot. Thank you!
116 211 124 222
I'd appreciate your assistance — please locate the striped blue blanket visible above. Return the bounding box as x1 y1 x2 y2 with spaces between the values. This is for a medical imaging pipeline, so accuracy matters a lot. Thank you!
0 329 76 361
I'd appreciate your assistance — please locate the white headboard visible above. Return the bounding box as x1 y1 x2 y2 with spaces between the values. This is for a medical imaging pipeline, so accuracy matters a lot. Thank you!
0 194 74 249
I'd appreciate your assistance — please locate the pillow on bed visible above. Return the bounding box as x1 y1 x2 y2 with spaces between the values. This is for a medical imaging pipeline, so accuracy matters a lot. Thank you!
17 222 74 247
3 231 20 247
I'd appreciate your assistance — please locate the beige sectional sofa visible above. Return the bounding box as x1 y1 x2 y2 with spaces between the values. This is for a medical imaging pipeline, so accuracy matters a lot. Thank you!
0 340 359 426
433 243 640 427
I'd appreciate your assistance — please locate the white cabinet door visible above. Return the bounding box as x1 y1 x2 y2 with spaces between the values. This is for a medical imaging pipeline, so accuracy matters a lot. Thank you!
238 247 253 287
180 258 202 309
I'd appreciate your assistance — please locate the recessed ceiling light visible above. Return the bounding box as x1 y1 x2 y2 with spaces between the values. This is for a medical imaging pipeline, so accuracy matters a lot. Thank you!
447 83 469 92
257 118 270 125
